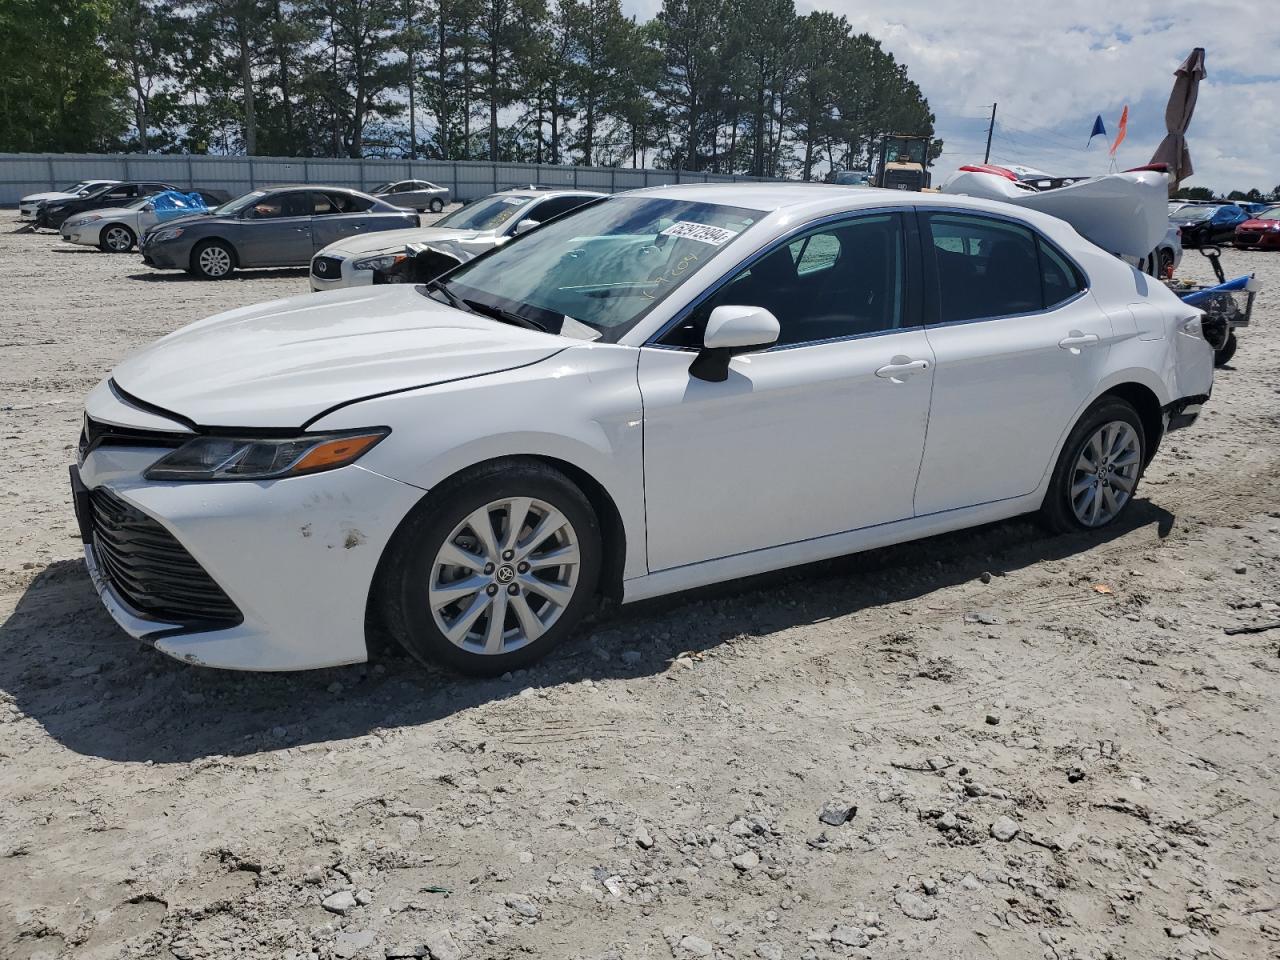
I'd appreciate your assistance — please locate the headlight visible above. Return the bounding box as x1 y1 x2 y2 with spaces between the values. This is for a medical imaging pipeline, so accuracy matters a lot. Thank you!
144 429 389 481
69 214 103 228
47 204 65 212
353 253 406 272
150 226 185 243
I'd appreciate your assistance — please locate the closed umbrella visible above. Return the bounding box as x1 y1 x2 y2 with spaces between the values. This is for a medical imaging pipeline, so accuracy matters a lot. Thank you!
1150 47 1207 193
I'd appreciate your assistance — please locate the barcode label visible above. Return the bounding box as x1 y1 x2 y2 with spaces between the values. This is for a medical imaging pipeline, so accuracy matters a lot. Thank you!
660 221 739 245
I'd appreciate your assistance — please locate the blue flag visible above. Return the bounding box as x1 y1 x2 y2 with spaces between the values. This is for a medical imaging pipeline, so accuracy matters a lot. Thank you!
1087 115 1107 146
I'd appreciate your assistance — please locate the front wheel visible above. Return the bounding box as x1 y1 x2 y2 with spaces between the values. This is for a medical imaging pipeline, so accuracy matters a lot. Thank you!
1214 331 1238 367
99 224 136 252
429 198 444 213
190 239 236 279
1041 399 1146 533
379 461 602 674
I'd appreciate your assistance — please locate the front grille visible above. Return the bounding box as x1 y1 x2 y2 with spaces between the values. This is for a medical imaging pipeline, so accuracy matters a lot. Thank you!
89 488 242 627
1235 232 1260 244
311 255 343 279
79 415 187 462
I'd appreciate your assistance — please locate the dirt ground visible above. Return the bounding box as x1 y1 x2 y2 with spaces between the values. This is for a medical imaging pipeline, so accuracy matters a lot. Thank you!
1 211 1279 960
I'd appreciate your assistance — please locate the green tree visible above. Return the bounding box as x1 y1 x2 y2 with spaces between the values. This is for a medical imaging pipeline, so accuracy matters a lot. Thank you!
0 0 127 152
653 0 727 170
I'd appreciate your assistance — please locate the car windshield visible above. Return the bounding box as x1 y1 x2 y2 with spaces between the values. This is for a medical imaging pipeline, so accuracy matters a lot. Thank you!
123 197 154 210
1258 206 1280 220
372 182 395 193
1177 206 1216 222
60 181 90 193
215 191 267 216
434 194 536 231
432 196 763 341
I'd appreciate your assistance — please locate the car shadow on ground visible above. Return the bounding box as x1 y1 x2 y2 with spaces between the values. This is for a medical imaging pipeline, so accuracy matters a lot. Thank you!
0 501 1174 765
125 268 309 282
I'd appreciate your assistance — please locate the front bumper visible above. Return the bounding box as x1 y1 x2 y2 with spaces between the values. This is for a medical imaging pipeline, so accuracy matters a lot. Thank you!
73 443 425 671
309 254 374 292
1163 393 1210 432
139 237 191 269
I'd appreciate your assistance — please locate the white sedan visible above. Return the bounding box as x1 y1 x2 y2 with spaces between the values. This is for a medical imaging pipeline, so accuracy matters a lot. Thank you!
60 194 207 252
74 184 1214 673
309 188 603 291
19 179 119 218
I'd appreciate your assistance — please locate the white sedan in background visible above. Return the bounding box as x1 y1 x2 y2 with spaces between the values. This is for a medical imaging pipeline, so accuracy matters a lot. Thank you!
75 184 1213 674
309 188 603 291
19 179 120 218
60 194 207 252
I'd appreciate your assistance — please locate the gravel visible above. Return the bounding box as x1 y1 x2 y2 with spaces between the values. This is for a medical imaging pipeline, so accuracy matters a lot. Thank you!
1 218 1279 959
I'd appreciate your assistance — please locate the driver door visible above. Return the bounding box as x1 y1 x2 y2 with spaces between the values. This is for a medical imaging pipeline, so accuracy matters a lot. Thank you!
239 190 313 266
638 211 935 571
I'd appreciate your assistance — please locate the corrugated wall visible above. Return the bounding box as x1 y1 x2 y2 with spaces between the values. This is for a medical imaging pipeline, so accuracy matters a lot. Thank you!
0 152 771 205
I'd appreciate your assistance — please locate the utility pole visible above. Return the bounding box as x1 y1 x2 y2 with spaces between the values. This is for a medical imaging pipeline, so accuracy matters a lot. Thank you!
983 102 998 164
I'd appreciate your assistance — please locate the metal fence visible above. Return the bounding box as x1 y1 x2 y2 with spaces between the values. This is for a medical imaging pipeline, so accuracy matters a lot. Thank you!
0 152 775 205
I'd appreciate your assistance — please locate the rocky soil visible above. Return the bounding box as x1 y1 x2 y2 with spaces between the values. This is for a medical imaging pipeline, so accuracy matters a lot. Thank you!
1 213 1279 960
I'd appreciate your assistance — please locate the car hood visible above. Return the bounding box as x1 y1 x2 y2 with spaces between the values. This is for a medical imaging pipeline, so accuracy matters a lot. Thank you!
67 206 136 222
23 191 78 204
319 226 489 259
110 285 566 428
1239 218 1280 229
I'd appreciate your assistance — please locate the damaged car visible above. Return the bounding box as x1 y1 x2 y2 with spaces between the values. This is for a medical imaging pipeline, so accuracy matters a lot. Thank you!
74 184 1215 674
309 188 602 292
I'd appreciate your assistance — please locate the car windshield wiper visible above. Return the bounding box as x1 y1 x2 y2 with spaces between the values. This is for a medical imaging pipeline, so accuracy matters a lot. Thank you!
462 298 548 333
424 278 467 311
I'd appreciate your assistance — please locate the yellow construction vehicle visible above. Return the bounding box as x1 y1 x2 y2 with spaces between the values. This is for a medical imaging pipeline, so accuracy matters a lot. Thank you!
873 134 932 191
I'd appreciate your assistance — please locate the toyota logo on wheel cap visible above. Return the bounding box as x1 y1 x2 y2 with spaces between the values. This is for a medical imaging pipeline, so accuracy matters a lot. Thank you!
495 565 515 584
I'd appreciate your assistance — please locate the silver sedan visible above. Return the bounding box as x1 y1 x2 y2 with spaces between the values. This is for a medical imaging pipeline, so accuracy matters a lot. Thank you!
372 180 451 213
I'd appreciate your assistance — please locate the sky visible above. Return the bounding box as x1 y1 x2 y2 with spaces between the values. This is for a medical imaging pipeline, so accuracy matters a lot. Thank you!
620 0 1280 194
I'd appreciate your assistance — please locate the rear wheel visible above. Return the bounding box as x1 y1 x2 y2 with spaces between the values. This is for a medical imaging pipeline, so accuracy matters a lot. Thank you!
429 198 444 213
99 224 136 252
1214 331 1238 367
379 461 601 674
190 240 236 279
1041 398 1146 533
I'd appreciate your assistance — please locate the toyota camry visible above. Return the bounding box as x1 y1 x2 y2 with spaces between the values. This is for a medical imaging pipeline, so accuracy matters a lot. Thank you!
73 184 1214 674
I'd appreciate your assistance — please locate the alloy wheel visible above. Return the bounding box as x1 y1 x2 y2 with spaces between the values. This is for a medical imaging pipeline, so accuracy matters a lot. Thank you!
105 227 132 251
198 245 232 277
429 497 581 655
1070 420 1141 527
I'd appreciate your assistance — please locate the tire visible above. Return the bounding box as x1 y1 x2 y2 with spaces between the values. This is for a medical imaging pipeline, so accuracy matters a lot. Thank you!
1214 331 1238 368
378 459 602 675
429 198 444 213
1040 398 1146 534
190 239 236 279
98 223 136 253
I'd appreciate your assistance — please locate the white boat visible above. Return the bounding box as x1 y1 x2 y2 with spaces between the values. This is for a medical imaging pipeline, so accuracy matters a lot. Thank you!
940 164 1170 261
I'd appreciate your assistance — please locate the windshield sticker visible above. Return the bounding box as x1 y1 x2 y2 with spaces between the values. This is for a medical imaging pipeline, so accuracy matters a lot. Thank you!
660 221 739 245
503 196 531 205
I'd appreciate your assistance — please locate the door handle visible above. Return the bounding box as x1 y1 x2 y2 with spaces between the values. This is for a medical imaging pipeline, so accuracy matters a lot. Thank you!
875 358 929 379
1058 332 1100 349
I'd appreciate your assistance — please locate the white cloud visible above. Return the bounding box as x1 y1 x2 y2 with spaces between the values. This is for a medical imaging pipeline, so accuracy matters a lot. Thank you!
620 0 1280 192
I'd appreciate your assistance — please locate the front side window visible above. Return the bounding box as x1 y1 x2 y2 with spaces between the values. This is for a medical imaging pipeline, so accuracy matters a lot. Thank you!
435 196 762 340
926 213 1048 323
518 194 597 227
663 213 905 348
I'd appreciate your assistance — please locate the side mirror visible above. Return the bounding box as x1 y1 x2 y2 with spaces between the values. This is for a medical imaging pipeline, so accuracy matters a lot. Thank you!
514 219 541 235
689 305 780 382
142 202 155 212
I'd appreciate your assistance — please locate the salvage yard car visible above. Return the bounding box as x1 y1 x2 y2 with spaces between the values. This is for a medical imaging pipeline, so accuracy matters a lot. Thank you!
61 192 211 252
19 179 119 218
309 187 602 291
140 186 419 279
73 184 1214 674
36 181 229 229
372 179 451 212
1233 205 1280 250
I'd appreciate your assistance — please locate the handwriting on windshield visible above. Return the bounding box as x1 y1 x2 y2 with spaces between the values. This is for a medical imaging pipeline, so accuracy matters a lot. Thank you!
642 250 700 299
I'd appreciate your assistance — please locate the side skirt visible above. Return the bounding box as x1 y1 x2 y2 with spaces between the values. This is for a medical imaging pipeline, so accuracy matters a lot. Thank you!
621 493 1043 604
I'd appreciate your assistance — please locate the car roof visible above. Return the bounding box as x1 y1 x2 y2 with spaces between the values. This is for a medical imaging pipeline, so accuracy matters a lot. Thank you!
494 187 605 199
621 181 1093 229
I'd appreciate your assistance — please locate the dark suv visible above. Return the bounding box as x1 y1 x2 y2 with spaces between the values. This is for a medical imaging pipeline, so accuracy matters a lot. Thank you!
36 182 229 229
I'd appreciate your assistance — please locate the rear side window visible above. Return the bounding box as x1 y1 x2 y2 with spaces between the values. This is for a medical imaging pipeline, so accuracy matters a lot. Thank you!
321 192 373 213
925 212 1082 322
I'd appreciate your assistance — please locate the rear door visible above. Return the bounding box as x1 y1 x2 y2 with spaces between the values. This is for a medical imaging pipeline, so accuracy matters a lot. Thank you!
238 190 313 266
308 190 386 250
912 209 1112 515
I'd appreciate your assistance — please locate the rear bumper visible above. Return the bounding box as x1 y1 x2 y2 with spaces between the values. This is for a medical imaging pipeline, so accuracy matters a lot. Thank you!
1164 393 1210 432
